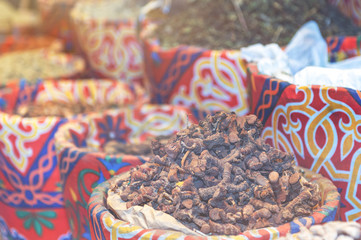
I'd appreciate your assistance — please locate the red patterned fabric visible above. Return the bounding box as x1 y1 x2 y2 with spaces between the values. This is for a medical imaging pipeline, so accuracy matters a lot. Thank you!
0 79 146 240
71 17 143 85
55 105 206 240
249 36 361 223
142 37 249 115
327 36 361 62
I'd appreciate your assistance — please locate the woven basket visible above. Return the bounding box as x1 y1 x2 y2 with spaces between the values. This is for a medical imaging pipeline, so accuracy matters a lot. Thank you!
88 167 339 240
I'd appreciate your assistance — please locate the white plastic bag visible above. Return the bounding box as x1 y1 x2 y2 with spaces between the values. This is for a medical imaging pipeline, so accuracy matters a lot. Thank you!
241 20 361 87
293 66 361 90
285 21 328 74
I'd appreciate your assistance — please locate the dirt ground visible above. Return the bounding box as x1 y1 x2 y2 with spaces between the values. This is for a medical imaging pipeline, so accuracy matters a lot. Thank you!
151 0 361 49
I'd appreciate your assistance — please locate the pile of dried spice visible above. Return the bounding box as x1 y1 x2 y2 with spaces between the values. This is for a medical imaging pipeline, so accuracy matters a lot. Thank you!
0 50 82 83
111 112 320 235
16 101 119 118
149 0 361 49
0 35 62 54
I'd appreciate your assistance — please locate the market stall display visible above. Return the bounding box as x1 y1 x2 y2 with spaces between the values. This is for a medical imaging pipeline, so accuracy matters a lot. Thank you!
0 49 84 84
0 79 146 240
71 0 146 83
55 105 202 239
0 1 359 239
248 36 361 223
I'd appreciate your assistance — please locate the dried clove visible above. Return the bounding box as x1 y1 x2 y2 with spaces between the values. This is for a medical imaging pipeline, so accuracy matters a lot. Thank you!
112 112 321 235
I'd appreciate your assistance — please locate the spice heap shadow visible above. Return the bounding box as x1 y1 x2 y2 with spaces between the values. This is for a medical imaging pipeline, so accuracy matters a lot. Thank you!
112 112 320 235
